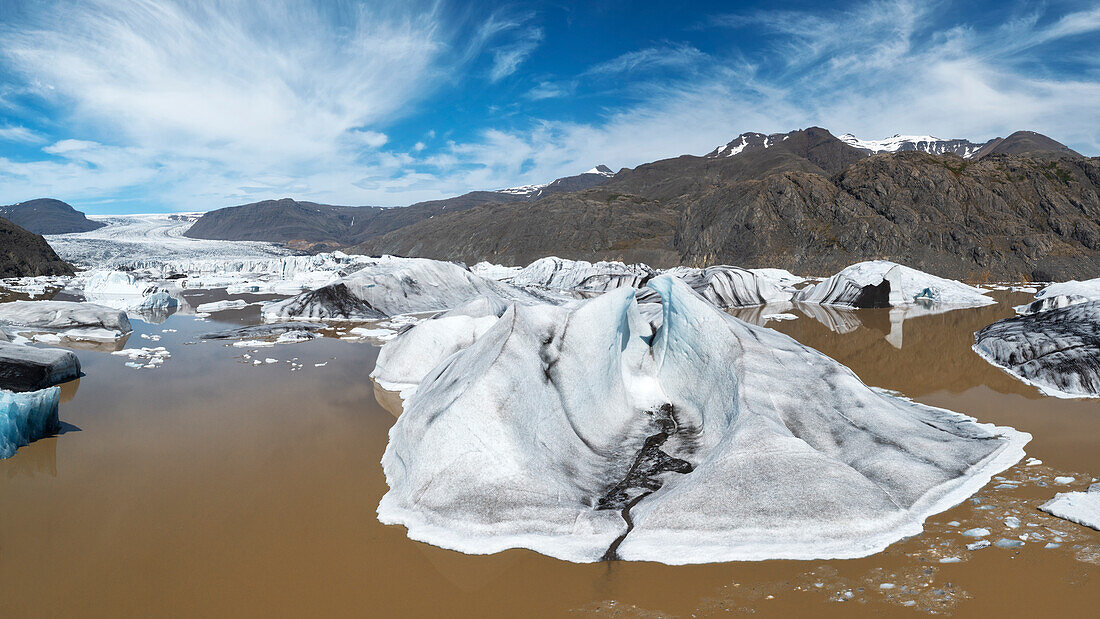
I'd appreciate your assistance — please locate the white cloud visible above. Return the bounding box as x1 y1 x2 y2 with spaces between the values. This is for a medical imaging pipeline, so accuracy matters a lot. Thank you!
0 125 44 144
489 27 543 82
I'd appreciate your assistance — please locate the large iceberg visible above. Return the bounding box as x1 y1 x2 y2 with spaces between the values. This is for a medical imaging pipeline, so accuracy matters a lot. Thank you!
372 313 501 398
1 387 60 459
263 256 561 321
664 265 793 308
82 270 179 313
973 301 1100 398
1040 484 1100 531
0 342 81 392
511 257 656 292
0 300 132 340
1015 278 1100 315
378 276 1028 564
796 261 993 308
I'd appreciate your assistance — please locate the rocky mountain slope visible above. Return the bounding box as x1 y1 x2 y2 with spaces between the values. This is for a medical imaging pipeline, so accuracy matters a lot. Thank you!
351 127 1099 281
183 166 617 249
0 217 75 278
0 198 105 235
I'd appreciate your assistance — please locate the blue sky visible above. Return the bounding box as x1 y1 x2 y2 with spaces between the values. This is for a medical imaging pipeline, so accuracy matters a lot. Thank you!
1 0 1098 214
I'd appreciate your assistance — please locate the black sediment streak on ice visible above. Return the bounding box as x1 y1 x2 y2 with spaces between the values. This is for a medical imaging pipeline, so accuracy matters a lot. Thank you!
599 404 694 561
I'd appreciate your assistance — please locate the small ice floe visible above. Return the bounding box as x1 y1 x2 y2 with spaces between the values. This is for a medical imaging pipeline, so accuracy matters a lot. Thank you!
1055 476 1075 485
994 538 1024 549
1045 543 1061 549
264 358 277 364
962 528 991 537
879 583 895 590
139 333 161 341
314 362 327 367
111 347 170 369
1004 516 1021 529
195 299 251 313
1026 458 1043 466
161 328 177 333
762 312 798 322
946 521 960 527
1039 484 1100 531
348 326 397 340
966 540 991 551
938 557 962 563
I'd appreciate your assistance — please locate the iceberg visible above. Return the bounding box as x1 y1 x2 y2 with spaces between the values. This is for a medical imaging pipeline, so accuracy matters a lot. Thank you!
82 270 179 312
796 261 993 308
0 386 60 459
372 313 502 398
263 256 560 322
1039 484 1100 531
195 299 252 313
973 300 1100 398
378 276 1028 564
201 322 327 341
0 342 81 392
0 300 132 340
664 265 793 308
511 257 656 292
1014 278 1100 315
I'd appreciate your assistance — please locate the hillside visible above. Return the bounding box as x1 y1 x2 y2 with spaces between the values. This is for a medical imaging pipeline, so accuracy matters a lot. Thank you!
0 217 75 277
351 128 1099 280
0 198 106 235
183 167 617 249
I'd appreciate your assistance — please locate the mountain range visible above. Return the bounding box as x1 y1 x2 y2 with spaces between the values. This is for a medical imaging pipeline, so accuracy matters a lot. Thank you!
0 217 75 278
347 128 1100 280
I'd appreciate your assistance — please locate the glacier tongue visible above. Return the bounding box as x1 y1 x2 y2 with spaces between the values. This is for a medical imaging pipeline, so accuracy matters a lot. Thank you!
377 276 1028 564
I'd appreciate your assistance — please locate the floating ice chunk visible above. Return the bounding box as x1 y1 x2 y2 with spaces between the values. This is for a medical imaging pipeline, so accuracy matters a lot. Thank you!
263 256 557 321
264 358 277 364
195 299 251 313
378 276 1028 564
1015 278 1100 315
1039 484 1100 531
966 540 991 551
0 386 60 459
0 342 81 391
946 520 960 526
82 270 179 312
974 301 1100 398
1004 516 1021 528
512 257 655 292
962 528 991 537
0 300 132 340
1026 458 1043 466
1055 477 1076 485
202 322 326 342
993 538 1024 548
939 557 962 563
795 261 993 308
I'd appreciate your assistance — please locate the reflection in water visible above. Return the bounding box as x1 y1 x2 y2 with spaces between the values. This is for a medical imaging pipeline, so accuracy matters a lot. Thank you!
3 436 57 479
372 381 403 418
59 378 81 403
725 301 794 327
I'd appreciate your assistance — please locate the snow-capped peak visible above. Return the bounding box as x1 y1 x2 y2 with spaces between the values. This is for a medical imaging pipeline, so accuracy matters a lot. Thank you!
840 133 988 158
584 165 614 176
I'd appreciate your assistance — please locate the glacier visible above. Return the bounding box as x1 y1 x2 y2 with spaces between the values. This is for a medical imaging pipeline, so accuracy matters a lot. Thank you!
796 260 994 308
377 276 1028 564
974 300 1100 398
0 387 61 459
82 270 179 313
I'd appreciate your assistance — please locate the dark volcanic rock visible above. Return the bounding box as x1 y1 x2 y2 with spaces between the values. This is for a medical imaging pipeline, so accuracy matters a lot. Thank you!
973 130 1082 159
0 341 81 392
0 217 75 278
0 198 106 235
974 301 1100 398
354 128 1098 280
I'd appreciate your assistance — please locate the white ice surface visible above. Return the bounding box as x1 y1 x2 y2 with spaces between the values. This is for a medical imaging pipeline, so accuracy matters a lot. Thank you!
664 265 793 308
0 387 60 459
372 314 501 398
378 276 1028 564
263 256 562 321
796 261 993 308
0 301 132 340
82 270 179 312
1039 484 1100 531
1015 278 1100 315
512 257 655 292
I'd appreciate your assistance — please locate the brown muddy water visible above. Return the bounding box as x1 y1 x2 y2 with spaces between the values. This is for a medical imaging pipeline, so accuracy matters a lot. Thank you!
1 291 1098 617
